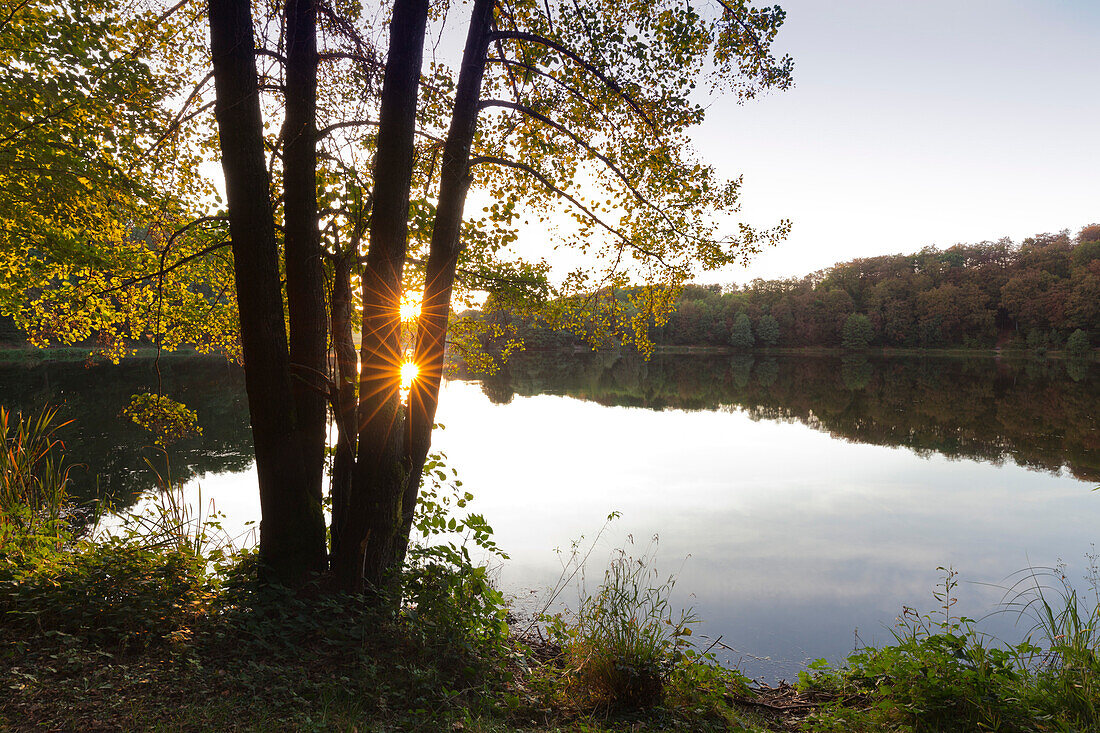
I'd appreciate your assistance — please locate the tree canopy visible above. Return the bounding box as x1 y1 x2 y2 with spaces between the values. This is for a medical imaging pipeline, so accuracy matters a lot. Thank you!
0 1 231 362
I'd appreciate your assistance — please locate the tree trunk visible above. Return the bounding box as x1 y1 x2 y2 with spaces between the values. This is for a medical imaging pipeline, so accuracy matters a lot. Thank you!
284 0 328 516
332 0 429 592
398 0 496 568
329 247 358 570
208 0 326 585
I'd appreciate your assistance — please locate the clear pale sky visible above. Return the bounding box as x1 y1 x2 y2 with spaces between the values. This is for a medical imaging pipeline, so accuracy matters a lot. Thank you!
697 0 1100 285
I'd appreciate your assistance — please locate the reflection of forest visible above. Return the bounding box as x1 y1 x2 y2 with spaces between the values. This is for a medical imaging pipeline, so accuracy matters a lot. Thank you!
469 353 1100 482
0 356 252 509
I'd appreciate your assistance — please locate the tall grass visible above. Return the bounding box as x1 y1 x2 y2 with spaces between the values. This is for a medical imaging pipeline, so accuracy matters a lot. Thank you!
548 536 697 708
1003 562 1100 727
106 459 237 561
0 405 72 539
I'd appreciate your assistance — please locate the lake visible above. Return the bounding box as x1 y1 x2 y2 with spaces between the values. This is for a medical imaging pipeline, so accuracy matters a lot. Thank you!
2 351 1097 682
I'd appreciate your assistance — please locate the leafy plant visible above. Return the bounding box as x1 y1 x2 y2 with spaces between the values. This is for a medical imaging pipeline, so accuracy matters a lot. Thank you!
401 449 511 676
1001 560 1100 728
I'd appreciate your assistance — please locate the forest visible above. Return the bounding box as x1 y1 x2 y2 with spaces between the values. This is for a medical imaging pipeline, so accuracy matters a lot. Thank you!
486 225 1100 352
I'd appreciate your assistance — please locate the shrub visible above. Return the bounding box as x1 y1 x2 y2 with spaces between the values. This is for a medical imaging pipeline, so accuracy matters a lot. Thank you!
1026 328 1049 353
0 535 213 651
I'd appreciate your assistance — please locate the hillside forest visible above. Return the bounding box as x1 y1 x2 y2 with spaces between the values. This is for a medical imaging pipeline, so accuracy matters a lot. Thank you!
487 225 1100 352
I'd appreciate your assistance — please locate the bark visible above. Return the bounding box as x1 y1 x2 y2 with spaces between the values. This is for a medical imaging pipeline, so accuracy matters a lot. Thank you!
397 0 496 567
329 248 358 569
208 0 325 585
284 0 328 513
332 0 430 591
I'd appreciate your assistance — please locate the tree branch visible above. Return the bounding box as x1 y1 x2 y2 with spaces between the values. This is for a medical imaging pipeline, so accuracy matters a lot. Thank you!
714 0 770 61
468 155 669 266
486 57 622 135
93 237 231 298
490 30 655 131
480 99 696 244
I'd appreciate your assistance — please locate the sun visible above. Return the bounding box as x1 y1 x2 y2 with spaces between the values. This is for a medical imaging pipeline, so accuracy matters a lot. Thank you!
399 360 419 391
399 294 421 322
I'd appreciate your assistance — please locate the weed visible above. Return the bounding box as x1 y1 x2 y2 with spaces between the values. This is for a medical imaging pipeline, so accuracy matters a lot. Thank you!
0 405 72 544
546 535 698 709
1000 560 1100 728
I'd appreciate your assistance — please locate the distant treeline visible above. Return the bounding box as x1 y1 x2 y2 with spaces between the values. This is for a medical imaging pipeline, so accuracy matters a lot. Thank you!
492 226 1100 351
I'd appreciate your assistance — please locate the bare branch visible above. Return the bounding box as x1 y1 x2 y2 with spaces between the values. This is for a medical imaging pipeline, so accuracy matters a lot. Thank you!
256 47 288 64
317 118 378 138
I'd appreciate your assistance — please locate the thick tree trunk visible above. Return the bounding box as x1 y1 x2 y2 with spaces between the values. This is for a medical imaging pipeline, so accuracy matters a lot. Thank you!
208 0 326 585
398 0 496 568
284 0 328 515
332 0 429 592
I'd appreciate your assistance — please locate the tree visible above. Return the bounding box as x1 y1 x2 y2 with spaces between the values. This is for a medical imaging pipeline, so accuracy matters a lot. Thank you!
755 313 779 345
202 0 793 589
1066 329 1090 358
729 311 754 349
841 313 874 350
0 0 792 590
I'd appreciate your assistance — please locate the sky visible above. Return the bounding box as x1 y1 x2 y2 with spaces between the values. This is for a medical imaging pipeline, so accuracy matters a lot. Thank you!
693 0 1100 285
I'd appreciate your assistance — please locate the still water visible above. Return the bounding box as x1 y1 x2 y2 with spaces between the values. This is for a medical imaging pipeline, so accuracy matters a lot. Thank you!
2 352 1097 681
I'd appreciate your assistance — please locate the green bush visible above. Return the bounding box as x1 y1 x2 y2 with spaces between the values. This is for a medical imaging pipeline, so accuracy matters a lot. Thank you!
801 565 1100 732
0 535 213 651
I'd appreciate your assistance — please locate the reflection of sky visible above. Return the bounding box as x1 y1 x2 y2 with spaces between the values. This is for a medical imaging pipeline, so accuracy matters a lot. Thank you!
144 378 1097 682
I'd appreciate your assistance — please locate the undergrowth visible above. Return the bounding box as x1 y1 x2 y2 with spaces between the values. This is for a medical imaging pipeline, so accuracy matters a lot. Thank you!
799 565 1100 732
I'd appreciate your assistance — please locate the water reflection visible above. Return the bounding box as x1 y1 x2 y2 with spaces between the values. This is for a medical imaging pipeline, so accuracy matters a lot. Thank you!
467 352 1100 481
0 355 252 509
